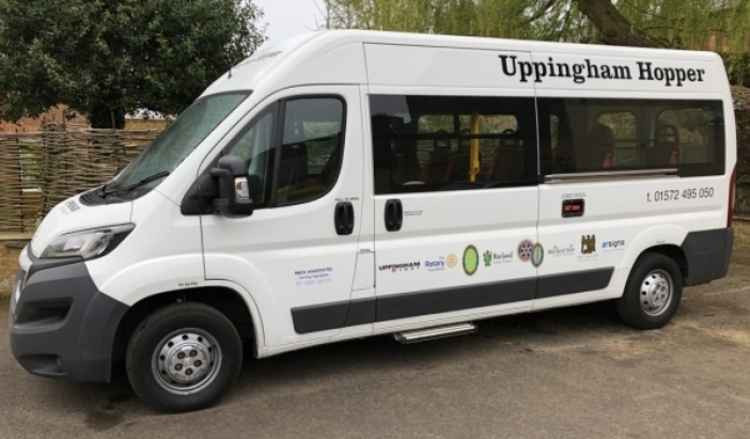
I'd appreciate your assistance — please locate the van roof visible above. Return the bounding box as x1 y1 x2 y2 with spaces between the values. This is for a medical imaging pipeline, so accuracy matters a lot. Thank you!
256 29 721 60
201 30 726 97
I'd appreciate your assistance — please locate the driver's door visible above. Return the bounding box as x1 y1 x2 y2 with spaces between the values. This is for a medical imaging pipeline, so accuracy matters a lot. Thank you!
201 86 369 348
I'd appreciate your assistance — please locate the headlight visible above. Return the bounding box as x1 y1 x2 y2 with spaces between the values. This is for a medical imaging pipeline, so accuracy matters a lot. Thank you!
41 224 135 260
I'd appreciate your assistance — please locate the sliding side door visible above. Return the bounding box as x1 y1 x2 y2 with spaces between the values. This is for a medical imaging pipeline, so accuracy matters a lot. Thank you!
369 93 540 331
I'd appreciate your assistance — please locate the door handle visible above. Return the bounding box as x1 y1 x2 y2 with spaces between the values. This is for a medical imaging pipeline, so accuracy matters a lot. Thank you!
384 199 403 232
334 202 355 235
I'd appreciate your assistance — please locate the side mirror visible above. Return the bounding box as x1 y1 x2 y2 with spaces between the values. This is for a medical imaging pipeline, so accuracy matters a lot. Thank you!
210 155 254 216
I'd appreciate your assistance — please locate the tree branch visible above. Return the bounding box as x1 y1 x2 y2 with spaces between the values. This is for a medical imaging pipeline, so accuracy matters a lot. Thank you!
524 0 560 24
573 0 662 47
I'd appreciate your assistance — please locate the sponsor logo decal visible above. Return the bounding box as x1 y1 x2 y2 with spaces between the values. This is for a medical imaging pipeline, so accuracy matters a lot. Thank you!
581 234 597 255
531 243 545 268
483 249 514 267
294 267 334 287
463 245 479 276
378 261 421 273
548 244 575 257
602 239 626 251
518 240 534 262
424 257 447 272
518 240 544 267
446 254 458 269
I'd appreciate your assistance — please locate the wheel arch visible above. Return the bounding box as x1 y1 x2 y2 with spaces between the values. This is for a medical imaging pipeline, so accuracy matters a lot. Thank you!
636 244 689 282
111 285 262 378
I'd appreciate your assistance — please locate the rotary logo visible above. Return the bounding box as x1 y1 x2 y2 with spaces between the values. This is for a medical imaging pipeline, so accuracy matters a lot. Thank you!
518 240 534 262
518 240 544 267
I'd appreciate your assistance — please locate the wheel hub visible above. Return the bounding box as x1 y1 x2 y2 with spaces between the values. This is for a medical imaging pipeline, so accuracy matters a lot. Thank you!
152 329 222 395
640 269 673 317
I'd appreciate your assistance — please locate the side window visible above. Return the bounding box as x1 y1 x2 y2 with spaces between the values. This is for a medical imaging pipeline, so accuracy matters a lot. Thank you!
656 105 725 175
275 97 345 205
224 106 276 205
597 111 638 168
223 96 346 207
539 98 725 176
370 95 537 195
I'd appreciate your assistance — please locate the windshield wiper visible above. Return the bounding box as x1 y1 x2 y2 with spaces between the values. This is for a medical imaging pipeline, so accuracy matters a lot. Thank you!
121 170 171 193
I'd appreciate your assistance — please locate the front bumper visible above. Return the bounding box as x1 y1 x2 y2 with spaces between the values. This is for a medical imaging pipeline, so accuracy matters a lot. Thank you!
9 255 129 382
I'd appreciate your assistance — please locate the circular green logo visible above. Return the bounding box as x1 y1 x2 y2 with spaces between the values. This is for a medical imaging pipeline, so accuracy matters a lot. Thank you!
463 245 479 275
531 243 544 268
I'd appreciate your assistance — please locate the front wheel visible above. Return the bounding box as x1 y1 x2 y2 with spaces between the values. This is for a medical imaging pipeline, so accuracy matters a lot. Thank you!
126 302 243 412
617 253 683 330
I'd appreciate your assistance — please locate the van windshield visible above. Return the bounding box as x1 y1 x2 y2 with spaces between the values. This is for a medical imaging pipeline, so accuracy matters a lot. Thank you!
107 91 249 195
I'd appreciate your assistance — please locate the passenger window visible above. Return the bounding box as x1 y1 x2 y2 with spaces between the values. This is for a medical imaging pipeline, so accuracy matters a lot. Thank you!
656 106 724 175
597 112 638 168
538 98 724 176
223 96 345 207
275 98 345 205
370 95 537 195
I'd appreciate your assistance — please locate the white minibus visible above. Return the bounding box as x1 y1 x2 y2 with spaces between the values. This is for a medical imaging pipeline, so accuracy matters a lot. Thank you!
10 30 736 412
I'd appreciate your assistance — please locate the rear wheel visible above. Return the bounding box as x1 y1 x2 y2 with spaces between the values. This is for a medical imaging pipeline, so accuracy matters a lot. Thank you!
617 253 683 329
126 302 243 412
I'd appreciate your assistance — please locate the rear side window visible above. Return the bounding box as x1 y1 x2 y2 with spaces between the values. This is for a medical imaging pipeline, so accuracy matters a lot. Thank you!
370 95 537 195
539 98 725 176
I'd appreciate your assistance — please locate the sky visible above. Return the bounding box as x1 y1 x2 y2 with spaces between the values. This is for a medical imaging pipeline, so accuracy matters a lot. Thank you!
255 0 327 43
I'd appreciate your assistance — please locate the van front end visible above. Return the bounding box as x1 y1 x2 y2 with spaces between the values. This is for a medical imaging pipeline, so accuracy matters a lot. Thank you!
9 199 134 382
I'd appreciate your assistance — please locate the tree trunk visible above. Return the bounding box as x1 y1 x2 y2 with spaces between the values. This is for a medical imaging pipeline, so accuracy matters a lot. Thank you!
574 0 660 47
88 105 125 129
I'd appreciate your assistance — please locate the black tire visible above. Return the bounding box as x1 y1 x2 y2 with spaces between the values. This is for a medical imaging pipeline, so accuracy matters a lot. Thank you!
126 302 243 412
617 252 683 330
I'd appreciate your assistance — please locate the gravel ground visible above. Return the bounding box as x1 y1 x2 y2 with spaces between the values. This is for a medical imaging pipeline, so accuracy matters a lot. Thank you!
1 240 750 439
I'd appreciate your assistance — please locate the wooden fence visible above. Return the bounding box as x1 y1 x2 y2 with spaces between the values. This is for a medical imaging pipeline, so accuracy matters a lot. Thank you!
0 128 160 233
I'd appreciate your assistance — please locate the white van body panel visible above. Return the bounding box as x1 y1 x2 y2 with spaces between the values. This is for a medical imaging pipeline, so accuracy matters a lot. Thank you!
118 31 736 351
86 190 204 305
14 30 736 370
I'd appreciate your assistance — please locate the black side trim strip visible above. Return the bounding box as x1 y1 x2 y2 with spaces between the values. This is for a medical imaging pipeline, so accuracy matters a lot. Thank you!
291 267 614 334
537 267 614 299
377 277 535 322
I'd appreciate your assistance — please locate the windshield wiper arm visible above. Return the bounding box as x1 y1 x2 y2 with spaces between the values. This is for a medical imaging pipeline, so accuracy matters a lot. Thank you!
122 170 170 193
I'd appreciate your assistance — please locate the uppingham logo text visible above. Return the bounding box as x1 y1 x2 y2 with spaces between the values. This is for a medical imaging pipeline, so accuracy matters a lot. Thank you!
379 261 421 272
498 55 707 88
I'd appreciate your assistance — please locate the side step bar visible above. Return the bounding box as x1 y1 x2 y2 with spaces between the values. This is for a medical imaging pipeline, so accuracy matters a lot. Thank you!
394 322 477 344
